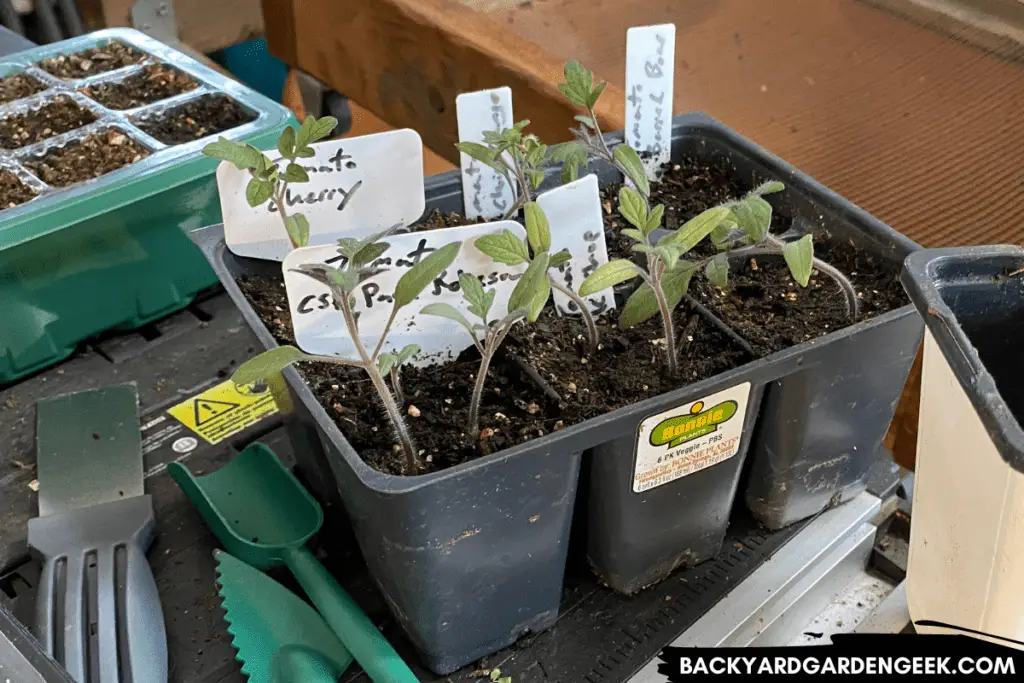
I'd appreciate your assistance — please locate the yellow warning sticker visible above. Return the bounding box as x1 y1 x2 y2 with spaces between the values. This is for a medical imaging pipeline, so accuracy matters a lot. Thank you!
167 379 278 445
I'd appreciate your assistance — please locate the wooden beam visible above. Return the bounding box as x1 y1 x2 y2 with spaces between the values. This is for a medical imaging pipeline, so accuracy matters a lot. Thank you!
80 0 264 54
261 0 626 166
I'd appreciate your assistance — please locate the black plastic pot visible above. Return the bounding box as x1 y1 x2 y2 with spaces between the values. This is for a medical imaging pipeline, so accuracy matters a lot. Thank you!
901 245 1024 471
584 116 921 593
193 112 922 665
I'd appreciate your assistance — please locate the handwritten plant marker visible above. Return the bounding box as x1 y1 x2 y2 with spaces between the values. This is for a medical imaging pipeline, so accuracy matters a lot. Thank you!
218 128 425 261
536 174 615 317
456 87 516 220
282 221 529 365
625 23 676 180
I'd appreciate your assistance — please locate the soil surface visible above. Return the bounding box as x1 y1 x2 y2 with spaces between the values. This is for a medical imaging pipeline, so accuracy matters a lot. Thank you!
506 306 751 421
0 96 97 149
134 94 256 145
236 273 560 476
0 169 36 209
81 63 199 110
39 42 146 80
23 128 150 187
0 73 46 104
689 242 907 356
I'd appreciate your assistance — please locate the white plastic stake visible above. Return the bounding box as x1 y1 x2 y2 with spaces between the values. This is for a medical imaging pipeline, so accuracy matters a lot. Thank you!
536 174 615 317
456 87 516 219
282 222 529 365
218 129 425 262
625 24 676 180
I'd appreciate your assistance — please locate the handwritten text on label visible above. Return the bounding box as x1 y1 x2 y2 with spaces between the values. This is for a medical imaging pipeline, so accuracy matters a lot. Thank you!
536 174 615 317
625 24 676 180
282 222 528 365
456 88 516 220
219 129 425 262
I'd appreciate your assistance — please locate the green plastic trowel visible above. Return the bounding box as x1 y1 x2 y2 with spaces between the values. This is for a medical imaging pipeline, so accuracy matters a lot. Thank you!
215 550 352 683
169 443 419 683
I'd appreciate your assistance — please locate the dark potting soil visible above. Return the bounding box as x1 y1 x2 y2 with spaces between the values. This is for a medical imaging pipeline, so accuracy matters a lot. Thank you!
0 73 46 104
0 169 36 209
506 306 752 421
133 94 256 145
236 272 559 476
0 96 97 149
81 63 199 110
689 243 907 356
23 128 150 187
39 42 146 80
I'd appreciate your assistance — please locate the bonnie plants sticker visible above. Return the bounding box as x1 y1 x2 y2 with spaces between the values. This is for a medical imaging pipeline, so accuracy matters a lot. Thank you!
632 383 751 493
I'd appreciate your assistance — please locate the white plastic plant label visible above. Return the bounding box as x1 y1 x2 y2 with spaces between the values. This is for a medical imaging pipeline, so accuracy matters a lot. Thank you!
536 174 615 317
282 221 528 365
625 23 676 180
456 87 516 220
219 129 426 261
632 382 751 493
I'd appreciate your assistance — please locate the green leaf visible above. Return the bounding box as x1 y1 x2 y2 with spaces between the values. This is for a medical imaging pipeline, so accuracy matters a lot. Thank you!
291 264 359 294
284 214 310 247
710 217 740 249
561 160 579 185
296 146 316 158
509 252 551 322
277 126 296 160
618 185 647 231
612 144 650 197
632 244 653 254
549 249 572 267
337 223 403 259
336 238 360 258
421 303 478 340
659 206 732 253
459 272 494 321
394 241 462 308
752 180 785 195
559 60 592 107
652 245 681 270
527 169 546 190
351 241 390 268
731 195 772 244
706 253 730 288
618 264 696 329
644 204 665 235
395 343 420 366
579 259 640 297
587 81 607 109
297 115 338 146
475 230 529 266
546 141 587 165
524 202 551 253
512 119 531 134
782 234 814 287
621 228 646 243
574 114 597 129
202 137 265 170
377 352 398 377
233 346 314 385
246 177 274 207
455 141 508 175
284 162 309 183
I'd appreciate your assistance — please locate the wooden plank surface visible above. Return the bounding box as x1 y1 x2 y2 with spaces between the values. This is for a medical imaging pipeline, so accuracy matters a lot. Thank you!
261 0 626 167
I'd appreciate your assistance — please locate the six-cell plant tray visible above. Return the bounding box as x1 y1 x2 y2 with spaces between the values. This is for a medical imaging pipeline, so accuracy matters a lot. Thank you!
0 29 291 384
0 30 271 212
